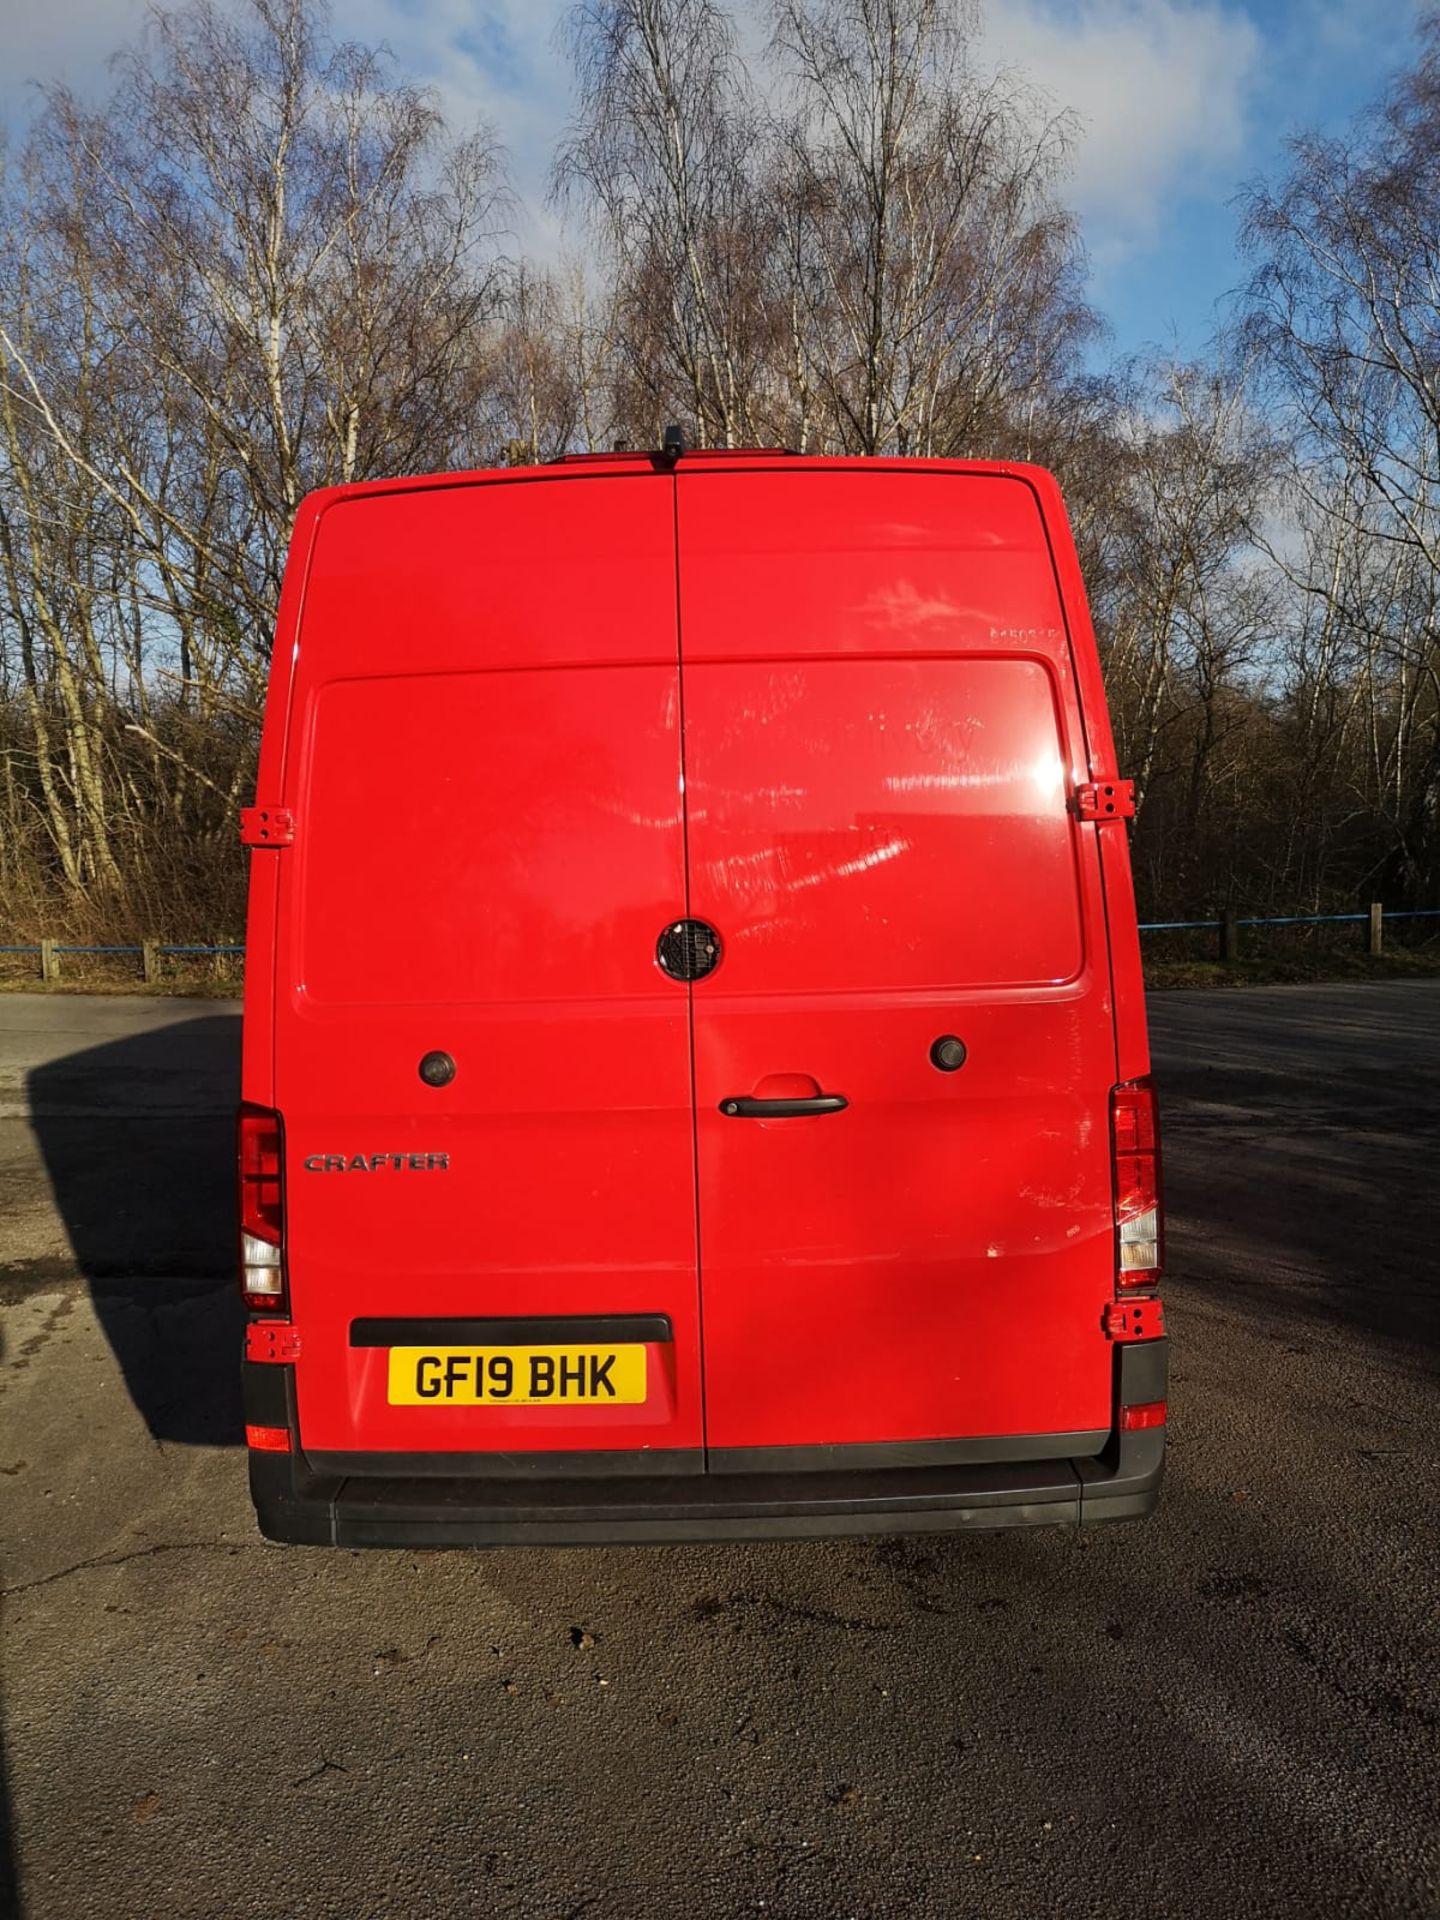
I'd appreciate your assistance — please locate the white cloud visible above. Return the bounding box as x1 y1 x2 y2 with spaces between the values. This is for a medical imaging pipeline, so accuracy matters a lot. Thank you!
1 0 575 253
4 0 1262 275
1 0 148 118
363 0 1265 269
337 0 572 255
978 0 1261 265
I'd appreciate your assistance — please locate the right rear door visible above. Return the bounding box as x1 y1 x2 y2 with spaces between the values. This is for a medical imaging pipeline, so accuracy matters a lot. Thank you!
678 466 1119 1460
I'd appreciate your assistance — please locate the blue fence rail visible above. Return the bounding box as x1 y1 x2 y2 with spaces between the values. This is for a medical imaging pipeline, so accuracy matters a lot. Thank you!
0 939 246 982
3 907 1440 981
1138 904 1440 961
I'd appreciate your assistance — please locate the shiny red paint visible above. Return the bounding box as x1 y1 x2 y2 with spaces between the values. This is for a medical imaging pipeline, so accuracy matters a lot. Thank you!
240 455 1155 1469
678 468 1117 1446
265 473 703 1457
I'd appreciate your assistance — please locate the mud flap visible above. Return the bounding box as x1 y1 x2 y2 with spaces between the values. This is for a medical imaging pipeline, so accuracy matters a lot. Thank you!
1077 1336 1168 1525
242 1359 337 1546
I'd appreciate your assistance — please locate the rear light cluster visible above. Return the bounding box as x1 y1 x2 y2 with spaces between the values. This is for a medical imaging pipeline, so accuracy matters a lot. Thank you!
239 1103 287 1314
1111 1076 1163 1293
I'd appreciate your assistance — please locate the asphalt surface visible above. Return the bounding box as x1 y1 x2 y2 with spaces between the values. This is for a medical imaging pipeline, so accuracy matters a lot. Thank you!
1 985 1437 1919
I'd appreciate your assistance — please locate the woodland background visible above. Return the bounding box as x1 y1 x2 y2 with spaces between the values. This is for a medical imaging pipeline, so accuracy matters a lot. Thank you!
3 0 1439 950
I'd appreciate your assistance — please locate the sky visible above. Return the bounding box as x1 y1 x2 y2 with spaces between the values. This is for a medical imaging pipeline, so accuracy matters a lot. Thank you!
1 0 1428 365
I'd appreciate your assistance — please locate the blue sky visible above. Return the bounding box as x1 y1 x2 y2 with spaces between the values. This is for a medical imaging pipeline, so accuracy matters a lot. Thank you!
2 0 1427 365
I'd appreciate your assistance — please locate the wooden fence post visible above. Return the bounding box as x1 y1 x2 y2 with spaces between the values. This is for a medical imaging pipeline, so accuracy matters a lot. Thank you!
1219 911 1239 963
1368 902 1383 957
39 939 58 983
142 940 159 985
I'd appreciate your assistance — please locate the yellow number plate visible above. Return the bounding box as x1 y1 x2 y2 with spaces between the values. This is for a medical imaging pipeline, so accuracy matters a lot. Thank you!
386 1345 647 1407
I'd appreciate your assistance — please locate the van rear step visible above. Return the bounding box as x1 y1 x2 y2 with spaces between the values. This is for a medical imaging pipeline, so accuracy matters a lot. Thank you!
250 1444 1163 1548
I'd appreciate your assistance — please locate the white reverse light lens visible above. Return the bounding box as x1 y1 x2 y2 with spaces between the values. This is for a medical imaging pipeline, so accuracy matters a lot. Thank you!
1119 1207 1159 1269
242 1230 283 1298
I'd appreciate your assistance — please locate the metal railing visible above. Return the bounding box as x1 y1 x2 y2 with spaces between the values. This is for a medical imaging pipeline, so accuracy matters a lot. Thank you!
1138 905 1440 961
0 940 244 983
3 904 1439 980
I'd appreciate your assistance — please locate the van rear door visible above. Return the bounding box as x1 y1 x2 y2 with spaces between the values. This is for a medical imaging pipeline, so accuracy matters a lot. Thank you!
677 466 1118 1461
271 473 704 1465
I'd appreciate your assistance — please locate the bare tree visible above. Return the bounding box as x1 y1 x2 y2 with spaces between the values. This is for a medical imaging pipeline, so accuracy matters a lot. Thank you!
0 0 510 932
1088 355 1279 906
770 0 1093 455
5 0 1440 945
555 0 768 446
1240 14 1440 902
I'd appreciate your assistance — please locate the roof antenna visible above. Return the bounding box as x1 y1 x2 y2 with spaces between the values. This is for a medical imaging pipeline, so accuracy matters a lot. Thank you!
658 422 686 466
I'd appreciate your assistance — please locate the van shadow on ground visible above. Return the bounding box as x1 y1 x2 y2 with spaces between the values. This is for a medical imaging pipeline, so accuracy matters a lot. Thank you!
26 1011 244 1447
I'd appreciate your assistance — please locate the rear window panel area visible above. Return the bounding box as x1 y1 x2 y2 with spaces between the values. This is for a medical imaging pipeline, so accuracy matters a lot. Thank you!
293 667 686 1007
683 656 1085 992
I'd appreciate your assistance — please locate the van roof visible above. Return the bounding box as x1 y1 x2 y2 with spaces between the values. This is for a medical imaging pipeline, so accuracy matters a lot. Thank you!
291 453 1064 519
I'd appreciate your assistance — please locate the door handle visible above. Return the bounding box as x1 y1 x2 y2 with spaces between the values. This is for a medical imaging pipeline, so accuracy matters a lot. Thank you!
719 1094 848 1118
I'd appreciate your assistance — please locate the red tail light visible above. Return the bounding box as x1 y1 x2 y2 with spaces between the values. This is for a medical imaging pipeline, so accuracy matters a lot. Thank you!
238 1103 287 1313
1119 1400 1167 1431
1111 1077 1163 1292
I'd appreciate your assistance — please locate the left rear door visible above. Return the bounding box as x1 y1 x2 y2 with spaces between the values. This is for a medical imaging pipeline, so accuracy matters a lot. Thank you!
271 472 703 1464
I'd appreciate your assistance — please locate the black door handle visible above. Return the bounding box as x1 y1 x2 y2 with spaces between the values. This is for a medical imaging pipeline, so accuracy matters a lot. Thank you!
719 1094 848 1118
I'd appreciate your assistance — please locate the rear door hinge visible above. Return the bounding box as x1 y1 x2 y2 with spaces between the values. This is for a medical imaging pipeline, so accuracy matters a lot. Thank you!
246 1320 302 1362
1073 779 1136 821
240 806 294 848
1102 1299 1164 1342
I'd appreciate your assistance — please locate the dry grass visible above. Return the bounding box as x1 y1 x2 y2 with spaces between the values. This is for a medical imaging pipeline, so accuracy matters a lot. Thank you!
0 952 242 996
1144 947 1440 990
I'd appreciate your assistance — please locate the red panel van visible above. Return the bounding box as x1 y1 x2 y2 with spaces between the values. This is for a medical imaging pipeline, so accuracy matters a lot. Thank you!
239 449 1167 1546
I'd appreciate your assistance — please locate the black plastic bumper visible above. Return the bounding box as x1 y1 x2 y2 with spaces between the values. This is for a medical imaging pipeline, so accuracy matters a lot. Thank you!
244 1338 1167 1548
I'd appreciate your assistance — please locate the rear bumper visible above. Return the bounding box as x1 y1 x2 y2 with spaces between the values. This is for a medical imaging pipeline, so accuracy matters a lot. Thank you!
245 1339 1167 1548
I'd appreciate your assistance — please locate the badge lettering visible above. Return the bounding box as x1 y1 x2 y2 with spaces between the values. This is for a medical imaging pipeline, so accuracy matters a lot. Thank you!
303 1151 449 1172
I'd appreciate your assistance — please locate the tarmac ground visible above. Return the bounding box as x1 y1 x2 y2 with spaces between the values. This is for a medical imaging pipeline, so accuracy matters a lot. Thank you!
1 984 1437 1918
